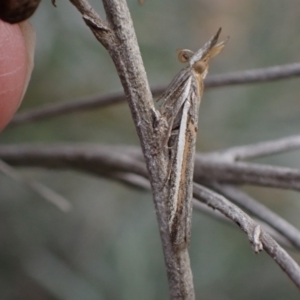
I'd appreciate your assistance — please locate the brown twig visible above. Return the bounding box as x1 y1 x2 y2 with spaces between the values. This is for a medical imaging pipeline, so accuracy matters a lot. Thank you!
211 183 300 250
108 171 296 250
90 166 296 251
10 62 300 127
193 184 300 289
195 199 295 250
207 135 300 161
205 62 300 87
9 91 131 126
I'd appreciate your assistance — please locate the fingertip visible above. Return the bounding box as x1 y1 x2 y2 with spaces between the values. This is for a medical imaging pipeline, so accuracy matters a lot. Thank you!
0 19 35 131
18 20 36 99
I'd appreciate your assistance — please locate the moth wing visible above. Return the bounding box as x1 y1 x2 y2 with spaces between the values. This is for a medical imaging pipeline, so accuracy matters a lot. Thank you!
170 85 199 248
160 76 192 146
157 67 191 103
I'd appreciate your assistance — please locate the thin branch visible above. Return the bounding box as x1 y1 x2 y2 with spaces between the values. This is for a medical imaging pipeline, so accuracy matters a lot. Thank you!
207 134 300 161
104 171 296 250
0 160 71 212
193 184 300 290
9 62 300 127
9 91 131 127
205 62 300 87
112 171 151 190
212 183 300 250
69 0 111 36
9 88 165 127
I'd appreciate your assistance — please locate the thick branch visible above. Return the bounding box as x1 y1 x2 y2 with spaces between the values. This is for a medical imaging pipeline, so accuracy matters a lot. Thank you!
2 144 300 246
69 1 194 298
0 144 147 178
2 144 300 192
195 156 300 191
70 0 156 130
193 184 300 289
1 143 300 282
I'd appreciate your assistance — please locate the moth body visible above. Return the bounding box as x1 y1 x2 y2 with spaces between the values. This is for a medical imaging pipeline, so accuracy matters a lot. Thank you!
159 28 227 248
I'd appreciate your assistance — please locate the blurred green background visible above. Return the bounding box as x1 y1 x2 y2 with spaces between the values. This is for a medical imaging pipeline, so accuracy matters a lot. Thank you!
1 0 300 299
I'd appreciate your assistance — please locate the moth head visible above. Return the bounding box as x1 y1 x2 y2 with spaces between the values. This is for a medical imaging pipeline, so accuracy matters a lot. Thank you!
189 28 228 77
176 29 227 78
195 40 227 77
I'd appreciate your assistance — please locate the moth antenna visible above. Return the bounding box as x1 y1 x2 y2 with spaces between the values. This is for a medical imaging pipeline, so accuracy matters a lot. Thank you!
177 49 194 63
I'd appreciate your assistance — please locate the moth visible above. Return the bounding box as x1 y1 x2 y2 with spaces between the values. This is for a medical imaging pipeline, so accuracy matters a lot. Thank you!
158 28 227 249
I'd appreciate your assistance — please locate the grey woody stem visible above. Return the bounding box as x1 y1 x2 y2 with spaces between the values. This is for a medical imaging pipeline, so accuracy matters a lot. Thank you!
69 0 195 298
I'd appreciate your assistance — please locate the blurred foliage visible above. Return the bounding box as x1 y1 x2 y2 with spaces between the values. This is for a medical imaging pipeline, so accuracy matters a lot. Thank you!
1 0 300 299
